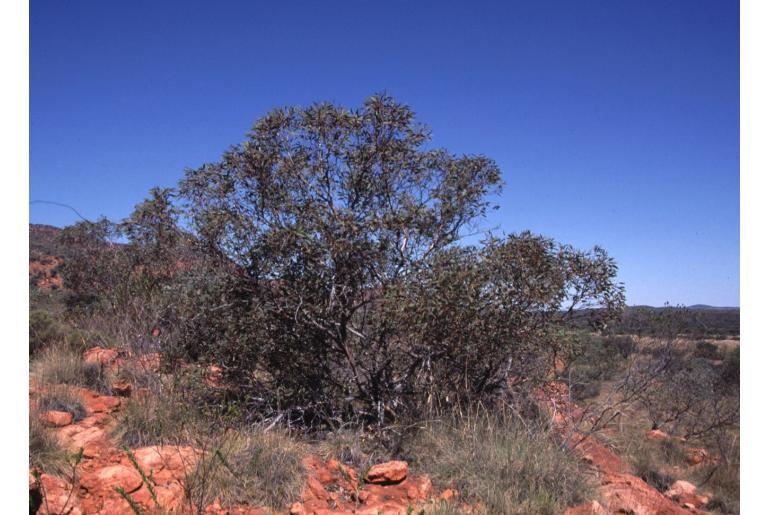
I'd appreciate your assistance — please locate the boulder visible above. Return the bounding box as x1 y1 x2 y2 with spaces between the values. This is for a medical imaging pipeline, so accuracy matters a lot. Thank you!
37 474 82 515
646 429 671 441
83 347 120 366
111 379 132 397
79 464 143 496
665 480 709 509
600 473 692 515
123 446 200 484
365 460 408 484
685 447 710 466
564 500 610 515
41 410 73 427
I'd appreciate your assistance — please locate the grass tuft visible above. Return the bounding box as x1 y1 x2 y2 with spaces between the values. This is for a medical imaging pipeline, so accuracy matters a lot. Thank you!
185 428 307 511
403 407 593 514
29 416 66 474
32 344 111 393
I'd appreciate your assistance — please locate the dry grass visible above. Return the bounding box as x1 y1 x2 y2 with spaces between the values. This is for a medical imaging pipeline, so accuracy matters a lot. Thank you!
29 415 66 474
592 377 740 513
111 380 204 448
185 428 307 512
34 385 88 422
317 426 396 474
402 407 593 515
423 500 466 514
112 375 306 512
31 344 111 393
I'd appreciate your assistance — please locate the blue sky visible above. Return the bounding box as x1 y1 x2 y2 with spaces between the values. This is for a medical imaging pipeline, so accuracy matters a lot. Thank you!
30 0 739 306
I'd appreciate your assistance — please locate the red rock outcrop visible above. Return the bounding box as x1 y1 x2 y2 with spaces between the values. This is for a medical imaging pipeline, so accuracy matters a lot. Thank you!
36 473 82 514
294 455 434 514
599 473 694 515
564 499 610 515
29 255 64 289
533 382 711 515
32 374 449 515
665 480 710 509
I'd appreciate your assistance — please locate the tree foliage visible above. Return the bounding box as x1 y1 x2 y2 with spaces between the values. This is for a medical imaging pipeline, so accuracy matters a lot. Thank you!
52 95 626 426
168 95 625 424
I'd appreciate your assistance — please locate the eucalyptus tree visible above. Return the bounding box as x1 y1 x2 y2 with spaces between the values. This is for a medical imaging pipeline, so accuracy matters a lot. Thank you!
176 94 623 425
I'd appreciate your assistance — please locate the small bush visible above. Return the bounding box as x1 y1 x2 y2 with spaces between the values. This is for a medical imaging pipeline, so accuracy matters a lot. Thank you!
113 360 162 391
637 468 674 493
694 436 739 514
403 408 592 514
29 310 60 356
721 347 739 386
693 341 722 360
605 335 637 358
626 440 676 493
318 428 394 474
567 365 603 400
565 333 635 400
29 309 93 357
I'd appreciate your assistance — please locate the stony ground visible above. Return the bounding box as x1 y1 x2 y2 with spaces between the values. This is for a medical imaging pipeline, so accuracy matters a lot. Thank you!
30 347 719 515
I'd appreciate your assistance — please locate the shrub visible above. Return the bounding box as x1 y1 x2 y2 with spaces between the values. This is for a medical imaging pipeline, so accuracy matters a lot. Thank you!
605 335 637 358
29 310 60 356
29 310 95 357
624 437 685 493
721 347 739 386
694 435 739 514
317 428 388 473
168 94 624 425
563 333 635 400
44 95 625 429
693 340 722 360
618 345 739 444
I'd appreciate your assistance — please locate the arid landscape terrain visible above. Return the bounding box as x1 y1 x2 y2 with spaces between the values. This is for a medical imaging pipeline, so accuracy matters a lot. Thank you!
28 99 739 514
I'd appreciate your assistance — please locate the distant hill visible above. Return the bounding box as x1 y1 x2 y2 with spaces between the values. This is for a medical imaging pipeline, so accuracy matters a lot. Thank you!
561 305 739 337
626 304 739 311
29 224 65 289
29 223 63 255
686 304 740 311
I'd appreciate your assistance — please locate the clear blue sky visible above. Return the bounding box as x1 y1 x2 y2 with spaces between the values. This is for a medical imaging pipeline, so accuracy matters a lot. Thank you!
30 0 739 307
